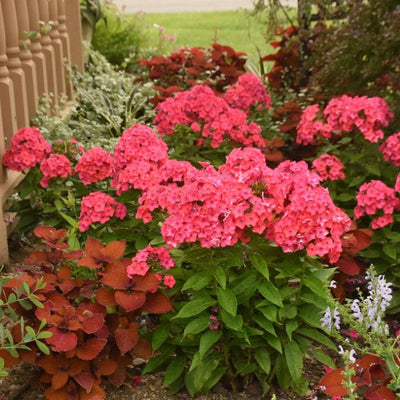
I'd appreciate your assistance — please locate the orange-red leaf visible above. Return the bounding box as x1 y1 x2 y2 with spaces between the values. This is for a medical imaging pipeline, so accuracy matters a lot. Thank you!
95 287 117 306
74 371 95 393
93 359 118 377
100 262 129 290
115 323 139 354
133 337 153 359
142 292 173 314
102 240 126 261
365 386 396 400
318 368 349 397
114 291 146 312
336 256 363 276
52 371 69 390
75 338 106 360
47 328 78 352
131 273 160 292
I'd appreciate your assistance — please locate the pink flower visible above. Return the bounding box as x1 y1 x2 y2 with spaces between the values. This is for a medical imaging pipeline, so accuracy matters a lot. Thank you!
2 127 52 171
74 147 113 185
354 180 400 229
39 154 71 187
312 154 345 181
127 245 175 279
395 173 400 194
163 274 176 289
78 192 127 231
224 73 272 112
154 85 265 149
379 132 400 166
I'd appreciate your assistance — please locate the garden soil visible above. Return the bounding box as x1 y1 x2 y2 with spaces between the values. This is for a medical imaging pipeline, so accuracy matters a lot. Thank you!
0 238 329 400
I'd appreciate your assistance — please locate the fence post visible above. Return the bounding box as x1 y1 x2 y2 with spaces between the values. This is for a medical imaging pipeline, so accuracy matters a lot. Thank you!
48 0 66 98
65 0 84 72
57 0 73 98
1 0 29 129
27 0 48 99
38 0 59 103
15 0 39 121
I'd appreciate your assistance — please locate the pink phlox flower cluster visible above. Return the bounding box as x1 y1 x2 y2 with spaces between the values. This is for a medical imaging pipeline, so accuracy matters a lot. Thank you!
296 104 333 145
354 180 400 229
395 174 400 194
111 124 169 194
379 132 400 166
78 191 127 231
312 154 345 181
74 146 113 185
2 127 52 171
260 161 349 262
223 73 272 112
127 245 175 288
296 95 393 145
154 85 265 148
39 154 72 188
218 147 273 185
324 95 393 143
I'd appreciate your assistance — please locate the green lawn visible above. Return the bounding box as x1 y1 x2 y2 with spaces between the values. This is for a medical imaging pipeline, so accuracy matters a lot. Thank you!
138 10 273 69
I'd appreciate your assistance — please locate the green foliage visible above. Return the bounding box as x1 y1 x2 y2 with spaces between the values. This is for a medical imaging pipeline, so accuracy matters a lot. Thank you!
31 50 156 150
145 239 336 396
92 2 148 71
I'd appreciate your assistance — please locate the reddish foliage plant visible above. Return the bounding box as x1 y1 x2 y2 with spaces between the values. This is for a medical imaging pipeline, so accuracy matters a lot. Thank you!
138 43 247 104
318 354 396 400
2 226 173 400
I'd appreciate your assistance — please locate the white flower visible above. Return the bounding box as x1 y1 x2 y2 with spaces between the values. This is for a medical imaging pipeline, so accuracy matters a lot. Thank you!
349 349 357 363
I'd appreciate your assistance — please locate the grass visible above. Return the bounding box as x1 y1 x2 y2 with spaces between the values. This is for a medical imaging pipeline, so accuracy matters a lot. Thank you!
136 10 275 69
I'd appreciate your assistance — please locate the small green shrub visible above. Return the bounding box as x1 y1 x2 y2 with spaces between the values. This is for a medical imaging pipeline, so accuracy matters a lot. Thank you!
91 2 148 71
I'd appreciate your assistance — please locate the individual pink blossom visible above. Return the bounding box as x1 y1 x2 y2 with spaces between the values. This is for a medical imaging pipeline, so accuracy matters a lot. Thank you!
312 154 345 181
78 192 127 231
74 147 113 185
127 245 175 278
209 315 220 330
354 180 400 229
224 73 272 112
379 132 400 166
39 154 71 188
163 274 176 289
2 127 52 171
154 85 265 148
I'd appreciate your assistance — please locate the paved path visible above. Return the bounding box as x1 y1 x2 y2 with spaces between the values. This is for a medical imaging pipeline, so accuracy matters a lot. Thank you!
113 0 296 13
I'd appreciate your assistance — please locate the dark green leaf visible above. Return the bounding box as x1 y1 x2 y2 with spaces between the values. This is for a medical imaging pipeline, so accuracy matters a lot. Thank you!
163 355 186 386
249 253 269 279
258 281 283 307
284 340 303 382
173 297 216 319
182 272 212 292
216 287 237 316
183 315 210 338
254 348 271 375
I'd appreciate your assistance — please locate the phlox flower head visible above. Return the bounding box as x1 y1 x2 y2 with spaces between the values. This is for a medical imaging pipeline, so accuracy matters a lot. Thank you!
78 192 127 231
224 73 272 112
2 127 52 171
312 154 345 181
112 124 169 193
127 245 175 287
296 104 333 145
324 95 393 143
154 85 265 149
39 154 72 188
379 132 400 166
354 180 400 229
74 147 113 185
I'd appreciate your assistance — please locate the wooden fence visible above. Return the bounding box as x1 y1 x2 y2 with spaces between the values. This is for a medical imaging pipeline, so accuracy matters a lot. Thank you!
0 0 84 263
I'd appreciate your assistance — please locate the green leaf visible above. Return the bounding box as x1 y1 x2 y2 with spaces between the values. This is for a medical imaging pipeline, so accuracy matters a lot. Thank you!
35 340 50 355
36 331 52 339
229 270 258 295
383 245 397 260
163 355 186 386
285 320 299 340
249 253 269 279
152 323 170 351
265 332 282 353
182 272 212 292
296 327 337 351
313 348 336 369
220 309 243 331
298 304 325 328
216 287 237 316
303 275 327 299
213 266 226 289
58 210 78 229
183 315 210 338
203 366 226 392
7 293 17 304
284 340 303 382
173 297 216 319
256 304 278 323
252 314 277 337
254 348 271 375
143 345 175 374
258 281 283 307
199 330 222 359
